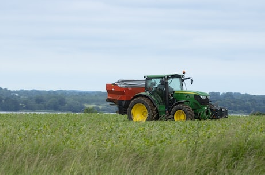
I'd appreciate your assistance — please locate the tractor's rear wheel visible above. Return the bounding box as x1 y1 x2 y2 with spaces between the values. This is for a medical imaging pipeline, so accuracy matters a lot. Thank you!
171 104 194 121
127 97 157 122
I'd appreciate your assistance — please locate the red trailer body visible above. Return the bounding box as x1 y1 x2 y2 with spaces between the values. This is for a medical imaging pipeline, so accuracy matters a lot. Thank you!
106 80 145 114
106 83 145 104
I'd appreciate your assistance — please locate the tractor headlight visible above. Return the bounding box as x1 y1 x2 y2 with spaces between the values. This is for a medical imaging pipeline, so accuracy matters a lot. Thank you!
200 96 207 99
194 95 210 105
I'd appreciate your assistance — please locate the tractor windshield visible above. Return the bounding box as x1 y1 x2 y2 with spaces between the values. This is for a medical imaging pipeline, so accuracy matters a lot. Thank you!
146 78 163 91
146 77 183 92
168 77 183 91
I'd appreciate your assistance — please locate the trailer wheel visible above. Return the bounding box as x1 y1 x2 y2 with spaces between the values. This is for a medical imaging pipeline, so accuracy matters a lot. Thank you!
127 97 157 122
171 104 194 121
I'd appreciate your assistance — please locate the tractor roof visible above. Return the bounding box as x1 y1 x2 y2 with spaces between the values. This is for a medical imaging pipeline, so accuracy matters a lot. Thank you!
144 74 183 79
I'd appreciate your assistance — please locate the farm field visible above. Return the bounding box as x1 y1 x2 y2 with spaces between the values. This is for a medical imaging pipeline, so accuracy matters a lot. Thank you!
0 113 264 175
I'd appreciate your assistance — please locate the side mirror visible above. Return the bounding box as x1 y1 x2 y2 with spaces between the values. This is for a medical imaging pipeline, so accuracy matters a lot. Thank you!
191 78 193 84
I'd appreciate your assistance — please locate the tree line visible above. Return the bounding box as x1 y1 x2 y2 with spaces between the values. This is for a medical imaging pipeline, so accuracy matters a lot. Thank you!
1 87 265 114
0 87 116 113
209 92 265 114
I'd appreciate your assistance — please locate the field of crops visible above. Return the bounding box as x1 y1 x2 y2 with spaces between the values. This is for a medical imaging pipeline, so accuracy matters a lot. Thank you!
0 113 264 175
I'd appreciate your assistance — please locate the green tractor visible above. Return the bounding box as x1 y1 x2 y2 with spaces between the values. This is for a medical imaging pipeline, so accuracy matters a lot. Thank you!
106 72 228 121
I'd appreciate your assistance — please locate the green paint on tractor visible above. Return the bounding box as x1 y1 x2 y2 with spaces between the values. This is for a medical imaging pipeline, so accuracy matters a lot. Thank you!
106 72 228 121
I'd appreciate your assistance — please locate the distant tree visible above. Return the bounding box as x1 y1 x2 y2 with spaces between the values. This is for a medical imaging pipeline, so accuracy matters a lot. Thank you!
209 92 221 100
0 96 2 110
250 111 265 116
65 99 84 113
1 97 20 111
84 106 98 113
222 92 234 99
46 98 60 111
57 96 66 106
35 95 45 104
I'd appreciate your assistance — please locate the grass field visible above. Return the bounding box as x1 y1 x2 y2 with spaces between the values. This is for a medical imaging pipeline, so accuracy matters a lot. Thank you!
0 113 264 175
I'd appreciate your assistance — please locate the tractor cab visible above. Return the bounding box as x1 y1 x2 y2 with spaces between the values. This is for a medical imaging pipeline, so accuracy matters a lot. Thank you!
145 72 193 94
145 75 183 93
145 74 183 105
144 73 194 114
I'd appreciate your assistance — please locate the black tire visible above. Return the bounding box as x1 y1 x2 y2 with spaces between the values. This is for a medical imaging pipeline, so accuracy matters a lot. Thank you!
171 104 194 121
127 97 158 121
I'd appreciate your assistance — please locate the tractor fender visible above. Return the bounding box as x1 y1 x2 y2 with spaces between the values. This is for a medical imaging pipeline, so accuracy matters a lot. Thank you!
131 93 159 110
170 100 189 112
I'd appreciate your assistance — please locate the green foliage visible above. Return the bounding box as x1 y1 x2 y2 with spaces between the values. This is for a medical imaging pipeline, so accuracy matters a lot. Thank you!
83 106 98 113
250 111 265 116
0 113 264 174
210 92 265 114
0 88 116 113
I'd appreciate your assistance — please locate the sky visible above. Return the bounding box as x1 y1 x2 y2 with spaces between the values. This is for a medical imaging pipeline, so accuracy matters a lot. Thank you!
0 0 265 95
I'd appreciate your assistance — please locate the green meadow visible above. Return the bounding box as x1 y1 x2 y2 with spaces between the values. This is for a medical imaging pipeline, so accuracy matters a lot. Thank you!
0 113 264 175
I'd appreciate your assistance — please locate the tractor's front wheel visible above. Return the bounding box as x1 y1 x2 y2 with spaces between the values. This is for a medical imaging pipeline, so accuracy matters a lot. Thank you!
127 97 157 122
171 104 194 121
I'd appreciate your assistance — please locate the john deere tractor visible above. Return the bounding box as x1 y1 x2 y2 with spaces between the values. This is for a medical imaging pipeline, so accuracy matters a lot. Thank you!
106 72 228 121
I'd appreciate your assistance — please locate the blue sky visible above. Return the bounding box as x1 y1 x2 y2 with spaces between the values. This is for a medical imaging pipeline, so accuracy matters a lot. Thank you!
0 0 265 94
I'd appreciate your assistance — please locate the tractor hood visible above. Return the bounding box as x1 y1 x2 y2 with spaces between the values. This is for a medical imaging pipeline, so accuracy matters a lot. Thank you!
174 90 209 96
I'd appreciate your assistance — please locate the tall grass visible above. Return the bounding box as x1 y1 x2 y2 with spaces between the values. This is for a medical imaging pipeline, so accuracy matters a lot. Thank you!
0 113 264 174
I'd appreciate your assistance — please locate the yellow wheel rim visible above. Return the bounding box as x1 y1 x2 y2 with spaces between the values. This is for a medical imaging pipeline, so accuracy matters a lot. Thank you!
131 103 148 122
174 110 186 121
